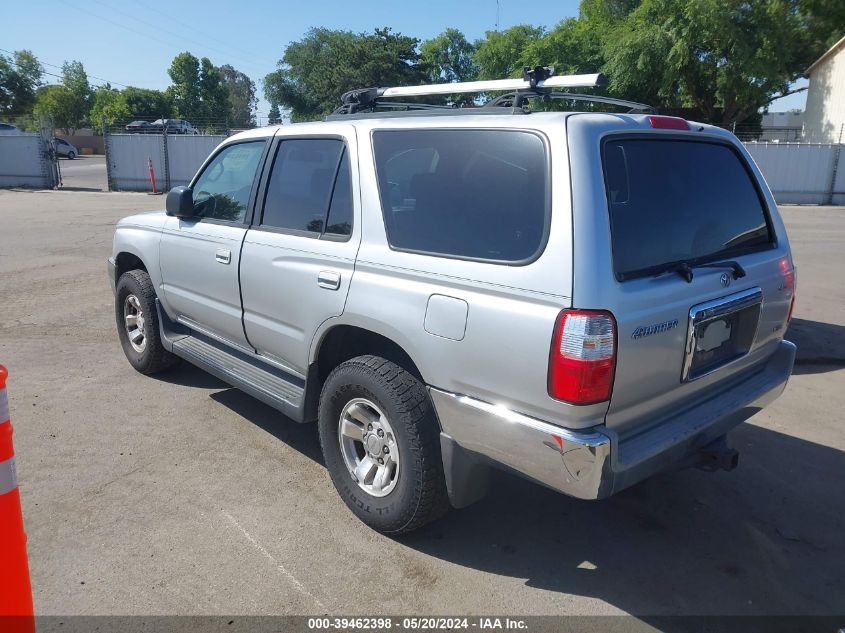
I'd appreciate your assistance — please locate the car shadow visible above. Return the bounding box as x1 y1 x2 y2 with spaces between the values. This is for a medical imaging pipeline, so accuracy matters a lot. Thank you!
786 317 845 375
396 422 844 617
152 362 229 389
209 387 324 466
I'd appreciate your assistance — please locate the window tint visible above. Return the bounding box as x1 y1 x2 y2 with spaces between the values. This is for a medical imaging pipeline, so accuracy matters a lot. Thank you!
262 139 345 233
372 129 548 262
602 139 774 280
192 141 264 223
325 149 352 236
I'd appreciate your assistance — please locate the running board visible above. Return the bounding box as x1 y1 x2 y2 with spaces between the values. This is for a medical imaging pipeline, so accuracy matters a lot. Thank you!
156 301 305 422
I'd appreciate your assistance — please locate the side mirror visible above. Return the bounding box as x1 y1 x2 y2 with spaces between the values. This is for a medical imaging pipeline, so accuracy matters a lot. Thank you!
166 186 196 217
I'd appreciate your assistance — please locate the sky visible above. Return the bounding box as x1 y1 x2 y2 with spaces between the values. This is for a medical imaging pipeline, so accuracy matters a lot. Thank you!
4 0 807 121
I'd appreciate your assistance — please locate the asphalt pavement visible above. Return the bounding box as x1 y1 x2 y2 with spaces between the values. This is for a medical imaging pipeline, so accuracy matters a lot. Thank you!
0 189 842 620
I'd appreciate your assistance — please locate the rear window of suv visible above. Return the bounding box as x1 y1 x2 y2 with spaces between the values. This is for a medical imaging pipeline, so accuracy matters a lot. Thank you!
602 138 774 281
372 129 548 263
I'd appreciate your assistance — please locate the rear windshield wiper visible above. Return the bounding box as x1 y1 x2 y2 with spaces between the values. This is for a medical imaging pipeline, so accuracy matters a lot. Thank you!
655 260 747 283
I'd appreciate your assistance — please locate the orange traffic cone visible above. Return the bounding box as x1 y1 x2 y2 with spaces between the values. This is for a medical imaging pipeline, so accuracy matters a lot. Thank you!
0 365 35 633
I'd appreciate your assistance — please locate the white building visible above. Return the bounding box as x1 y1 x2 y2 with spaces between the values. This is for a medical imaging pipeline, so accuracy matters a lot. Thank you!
803 35 845 143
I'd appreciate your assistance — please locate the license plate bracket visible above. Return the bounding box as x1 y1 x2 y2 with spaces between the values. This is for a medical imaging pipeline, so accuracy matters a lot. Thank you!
682 288 763 382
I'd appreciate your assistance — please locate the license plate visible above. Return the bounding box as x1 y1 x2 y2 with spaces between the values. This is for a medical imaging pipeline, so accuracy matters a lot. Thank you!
682 288 763 382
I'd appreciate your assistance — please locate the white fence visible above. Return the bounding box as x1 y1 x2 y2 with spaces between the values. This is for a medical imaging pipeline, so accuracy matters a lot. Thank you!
0 133 59 189
104 134 226 192
744 142 844 205
101 133 844 204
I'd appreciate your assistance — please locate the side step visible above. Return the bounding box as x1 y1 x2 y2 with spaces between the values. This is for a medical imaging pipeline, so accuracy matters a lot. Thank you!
157 303 306 421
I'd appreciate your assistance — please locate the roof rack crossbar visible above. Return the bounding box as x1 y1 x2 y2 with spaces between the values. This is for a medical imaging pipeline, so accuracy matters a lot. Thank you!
484 91 655 113
331 67 610 115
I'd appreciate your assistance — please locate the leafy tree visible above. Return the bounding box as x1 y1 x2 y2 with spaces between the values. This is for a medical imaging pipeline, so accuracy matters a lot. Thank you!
90 85 130 130
600 0 835 125
268 102 281 125
121 87 173 120
200 58 229 129
473 25 545 79
219 64 257 128
264 27 422 121
0 49 42 116
33 60 92 133
420 29 479 83
167 52 202 121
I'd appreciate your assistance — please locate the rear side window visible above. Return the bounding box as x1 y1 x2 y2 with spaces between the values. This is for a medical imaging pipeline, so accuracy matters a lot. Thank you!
261 138 351 236
603 139 774 280
372 129 548 263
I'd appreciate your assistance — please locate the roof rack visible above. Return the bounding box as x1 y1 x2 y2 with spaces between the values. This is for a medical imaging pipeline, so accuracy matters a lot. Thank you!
330 66 613 116
484 90 655 113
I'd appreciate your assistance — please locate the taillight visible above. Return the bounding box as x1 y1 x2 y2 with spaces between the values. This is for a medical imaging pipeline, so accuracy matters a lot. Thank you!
648 115 689 130
548 310 617 405
780 258 796 323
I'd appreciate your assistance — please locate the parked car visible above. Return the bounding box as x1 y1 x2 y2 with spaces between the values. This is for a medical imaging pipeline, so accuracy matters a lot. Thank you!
125 120 153 134
108 70 796 534
54 138 78 159
149 118 199 135
0 123 24 135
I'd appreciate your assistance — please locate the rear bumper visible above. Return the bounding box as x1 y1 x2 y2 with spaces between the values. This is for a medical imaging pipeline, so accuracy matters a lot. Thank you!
431 339 795 501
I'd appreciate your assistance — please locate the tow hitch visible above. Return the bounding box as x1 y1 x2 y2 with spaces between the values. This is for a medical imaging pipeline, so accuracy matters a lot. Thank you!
695 437 739 472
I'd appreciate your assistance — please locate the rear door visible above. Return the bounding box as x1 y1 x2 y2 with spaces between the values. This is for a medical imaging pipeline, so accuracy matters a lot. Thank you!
568 115 795 437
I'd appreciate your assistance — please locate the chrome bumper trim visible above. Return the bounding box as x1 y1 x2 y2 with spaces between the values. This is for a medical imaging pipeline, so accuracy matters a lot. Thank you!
430 339 795 501
429 389 612 500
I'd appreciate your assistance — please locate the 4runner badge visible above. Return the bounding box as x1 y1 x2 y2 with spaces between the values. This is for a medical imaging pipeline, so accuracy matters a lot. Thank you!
632 319 679 339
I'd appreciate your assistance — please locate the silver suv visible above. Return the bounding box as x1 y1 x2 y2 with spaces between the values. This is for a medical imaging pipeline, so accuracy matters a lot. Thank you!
108 72 796 534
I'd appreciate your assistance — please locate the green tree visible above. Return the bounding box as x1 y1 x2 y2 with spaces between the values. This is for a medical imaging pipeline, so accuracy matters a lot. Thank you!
420 28 479 83
473 25 545 79
167 52 202 121
600 0 833 125
267 102 281 125
0 49 43 116
199 58 229 128
121 87 173 120
264 27 422 121
89 85 130 130
33 60 92 133
219 64 257 128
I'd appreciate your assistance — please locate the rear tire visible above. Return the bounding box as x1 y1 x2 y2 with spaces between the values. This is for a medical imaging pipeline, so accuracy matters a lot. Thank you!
318 355 449 534
115 269 178 374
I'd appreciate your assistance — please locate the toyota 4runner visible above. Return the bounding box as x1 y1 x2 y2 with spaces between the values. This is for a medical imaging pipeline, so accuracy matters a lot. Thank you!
108 71 796 534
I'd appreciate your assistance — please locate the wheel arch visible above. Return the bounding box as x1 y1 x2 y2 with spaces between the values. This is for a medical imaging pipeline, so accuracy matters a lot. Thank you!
303 321 427 422
114 251 148 280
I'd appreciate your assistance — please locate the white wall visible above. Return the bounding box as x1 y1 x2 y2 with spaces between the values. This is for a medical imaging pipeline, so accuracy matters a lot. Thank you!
803 40 845 143
744 142 844 205
105 134 227 192
0 134 55 188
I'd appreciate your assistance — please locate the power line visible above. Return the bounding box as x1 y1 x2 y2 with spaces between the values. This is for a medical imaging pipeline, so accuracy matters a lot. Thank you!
0 46 132 89
61 0 270 80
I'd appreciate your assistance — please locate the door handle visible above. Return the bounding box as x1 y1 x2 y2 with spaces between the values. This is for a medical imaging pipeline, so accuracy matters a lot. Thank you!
215 249 231 265
317 270 341 290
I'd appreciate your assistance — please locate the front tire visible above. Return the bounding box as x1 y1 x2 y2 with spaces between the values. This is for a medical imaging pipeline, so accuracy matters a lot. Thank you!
115 269 178 374
67 151 76 159
318 355 449 534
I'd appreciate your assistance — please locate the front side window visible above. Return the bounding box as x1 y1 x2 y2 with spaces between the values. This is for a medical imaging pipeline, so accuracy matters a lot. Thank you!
192 141 265 223
261 138 352 237
372 129 548 262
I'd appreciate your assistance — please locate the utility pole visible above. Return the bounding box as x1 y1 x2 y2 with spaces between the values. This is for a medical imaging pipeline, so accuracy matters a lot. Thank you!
496 0 500 31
